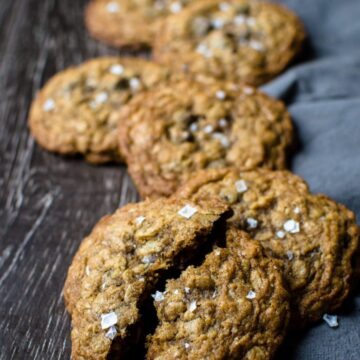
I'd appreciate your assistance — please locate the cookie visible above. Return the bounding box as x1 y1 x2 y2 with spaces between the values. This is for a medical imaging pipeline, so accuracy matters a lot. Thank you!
118 79 293 198
85 0 193 48
147 227 290 360
153 0 305 86
63 197 230 359
176 168 359 323
29 57 168 163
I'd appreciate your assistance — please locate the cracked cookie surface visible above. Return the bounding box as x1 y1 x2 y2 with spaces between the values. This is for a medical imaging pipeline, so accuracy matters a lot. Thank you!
147 228 290 360
176 168 359 323
153 0 305 86
118 79 293 198
29 57 168 163
85 0 194 48
64 197 230 359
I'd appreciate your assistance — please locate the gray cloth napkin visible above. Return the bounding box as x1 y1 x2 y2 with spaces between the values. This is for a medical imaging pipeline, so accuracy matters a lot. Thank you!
261 1 360 358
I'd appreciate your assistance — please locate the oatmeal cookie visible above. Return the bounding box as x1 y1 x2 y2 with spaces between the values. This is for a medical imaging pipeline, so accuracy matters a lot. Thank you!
118 79 293 198
29 57 168 163
85 0 194 48
153 0 305 86
147 227 290 360
64 197 230 359
176 168 359 323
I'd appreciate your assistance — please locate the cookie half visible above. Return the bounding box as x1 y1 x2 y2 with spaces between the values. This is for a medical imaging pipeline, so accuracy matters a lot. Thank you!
176 168 359 323
147 228 290 360
29 57 168 163
64 197 230 359
153 0 305 86
85 0 194 48
118 79 293 197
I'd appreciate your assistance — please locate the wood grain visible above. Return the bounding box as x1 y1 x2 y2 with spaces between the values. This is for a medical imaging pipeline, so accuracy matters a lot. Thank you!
0 1 139 358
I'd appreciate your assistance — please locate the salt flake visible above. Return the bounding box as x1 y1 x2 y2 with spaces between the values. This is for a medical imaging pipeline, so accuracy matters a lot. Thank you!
184 342 191 349
106 2 120 13
170 1 182 13
188 300 197 312
323 314 339 328
129 77 141 91
43 99 56 112
216 90 226 100
235 179 247 193
218 118 228 127
283 220 300 234
110 64 124 75
246 290 256 300
246 218 258 229
219 2 231 12
178 205 197 219
105 326 117 340
212 132 230 148
152 291 165 302
101 312 118 329
184 287 190 294
286 251 294 260
203 124 214 134
212 18 225 29
142 255 157 264
276 230 286 239
135 216 145 225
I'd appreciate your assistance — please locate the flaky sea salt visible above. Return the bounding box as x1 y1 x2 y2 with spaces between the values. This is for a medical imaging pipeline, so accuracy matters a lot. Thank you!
286 251 294 260
203 124 214 134
246 290 256 300
235 179 247 193
283 220 300 234
189 123 198 132
170 1 182 13
215 90 226 100
105 326 117 340
294 207 301 214
276 230 286 239
212 18 225 29
249 40 265 52
218 118 228 127
152 291 165 302
43 99 56 112
129 77 141 91
188 300 197 312
323 314 339 328
196 43 213 58
184 287 190 294
178 205 197 219
246 218 258 229
106 2 120 13
101 312 118 329
135 216 145 225
184 342 191 349
142 255 157 264
213 133 230 148
91 92 108 108
110 64 124 75
219 2 231 12
234 14 246 25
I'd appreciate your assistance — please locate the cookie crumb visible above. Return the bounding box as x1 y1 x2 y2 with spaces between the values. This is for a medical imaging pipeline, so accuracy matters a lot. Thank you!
247 218 258 229
235 179 248 193
105 326 117 340
323 314 338 328
101 312 118 330
106 2 120 13
109 64 124 75
178 205 197 219
246 290 256 299
188 300 197 312
43 99 56 112
283 219 300 233
152 291 165 302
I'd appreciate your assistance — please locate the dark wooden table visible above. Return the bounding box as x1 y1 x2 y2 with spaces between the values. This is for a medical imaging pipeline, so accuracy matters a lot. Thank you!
1 1 360 359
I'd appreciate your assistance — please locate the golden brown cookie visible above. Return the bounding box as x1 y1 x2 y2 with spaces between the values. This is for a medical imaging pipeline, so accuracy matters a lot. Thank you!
64 197 231 359
153 0 305 86
147 228 290 360
118 79 293 198
29 57 168 163
176 168 359 323
85 0 194 48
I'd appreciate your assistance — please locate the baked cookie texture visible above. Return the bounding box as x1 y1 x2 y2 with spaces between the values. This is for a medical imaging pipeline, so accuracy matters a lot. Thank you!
118 79 293 198
64 197 230 359
85 0 194 48
147 228 290 360
153 0 305 86
176 168 359 323
29 57 168 163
